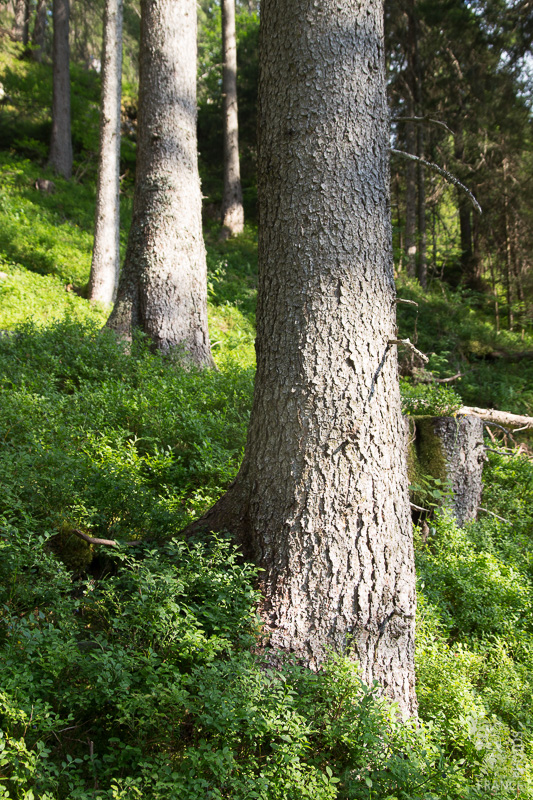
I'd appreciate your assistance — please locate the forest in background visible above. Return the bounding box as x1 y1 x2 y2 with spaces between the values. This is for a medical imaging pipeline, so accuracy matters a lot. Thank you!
0 0 533 797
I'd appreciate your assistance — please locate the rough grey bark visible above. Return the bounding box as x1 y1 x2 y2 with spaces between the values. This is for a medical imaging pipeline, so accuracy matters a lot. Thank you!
431 416 484 526
191 0 417 716
32 0 48 62
88 0 123 306
220 0 244 236
49 0 73 179
106 0 214 365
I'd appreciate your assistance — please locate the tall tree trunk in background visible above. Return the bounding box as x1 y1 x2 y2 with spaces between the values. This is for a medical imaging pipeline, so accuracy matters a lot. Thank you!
220 0 244 236
13 0 26 41
88 0 123 306
49 0 72 178
190 0 417 716
22 0 30 45
404 114 417 277
488 254 500 332
32 0 48 61
458 193 481 286
106 0 214 365
403 0 420 279
417 125 427 287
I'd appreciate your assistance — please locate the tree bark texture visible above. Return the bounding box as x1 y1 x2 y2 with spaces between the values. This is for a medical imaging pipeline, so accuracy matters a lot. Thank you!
106 0 214 365
49 0 72 179
194 0 417 716
88 0 123 306
432 416 484 526
221 0 244 236
415 415 485 527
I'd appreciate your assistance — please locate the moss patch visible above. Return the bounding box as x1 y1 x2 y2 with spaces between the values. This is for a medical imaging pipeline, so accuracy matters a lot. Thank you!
408 416 449 509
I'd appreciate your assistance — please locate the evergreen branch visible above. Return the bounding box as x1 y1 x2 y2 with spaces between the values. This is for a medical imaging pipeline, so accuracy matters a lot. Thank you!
390 149 482 214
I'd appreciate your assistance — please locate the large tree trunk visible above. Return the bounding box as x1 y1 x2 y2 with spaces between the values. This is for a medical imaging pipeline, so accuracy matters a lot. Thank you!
191 0 417 716
106 0 214 365
88 0 123 306
49 0 72 179
220 0 244 236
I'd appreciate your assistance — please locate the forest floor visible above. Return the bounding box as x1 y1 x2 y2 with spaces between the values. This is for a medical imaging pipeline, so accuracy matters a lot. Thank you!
1 37 533 800
0 148 533 799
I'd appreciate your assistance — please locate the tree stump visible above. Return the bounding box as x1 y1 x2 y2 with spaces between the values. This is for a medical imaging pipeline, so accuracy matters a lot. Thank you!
409 415 484 526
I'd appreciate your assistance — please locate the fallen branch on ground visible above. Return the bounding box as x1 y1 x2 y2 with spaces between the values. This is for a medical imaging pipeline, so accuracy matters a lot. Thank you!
434 372 463 383
72 528 138 547
456 406 533 430
478 507 510 524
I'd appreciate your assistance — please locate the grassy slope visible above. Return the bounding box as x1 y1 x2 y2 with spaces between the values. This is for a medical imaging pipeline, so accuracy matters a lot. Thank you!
1 37 533 800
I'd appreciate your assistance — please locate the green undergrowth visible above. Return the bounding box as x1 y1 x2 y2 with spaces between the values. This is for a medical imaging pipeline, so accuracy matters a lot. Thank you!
1 321 533 798
396 278 533 416
0 153 133 293
1 34 533 796
414 450 533 796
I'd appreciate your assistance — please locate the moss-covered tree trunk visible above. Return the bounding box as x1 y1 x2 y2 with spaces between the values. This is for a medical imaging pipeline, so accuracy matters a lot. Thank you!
410 415 484 526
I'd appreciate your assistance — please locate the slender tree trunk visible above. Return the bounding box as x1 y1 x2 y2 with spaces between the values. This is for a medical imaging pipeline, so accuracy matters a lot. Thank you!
190 0 417 716
404 115 417 278
88 0 123 306
409 0 427 288
417 125 427 288
220 0 244 236
458 198 474 276
106 0 214 366
431 177 438 275
13 0 26 41
22 0 30 45
32 0 48 61
488 254 500 332
49 0 72 178
503 159 514 331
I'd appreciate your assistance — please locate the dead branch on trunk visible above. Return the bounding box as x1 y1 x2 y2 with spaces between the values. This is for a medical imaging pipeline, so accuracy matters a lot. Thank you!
393 115 454 135
388 338 429 363
391 148 482 214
